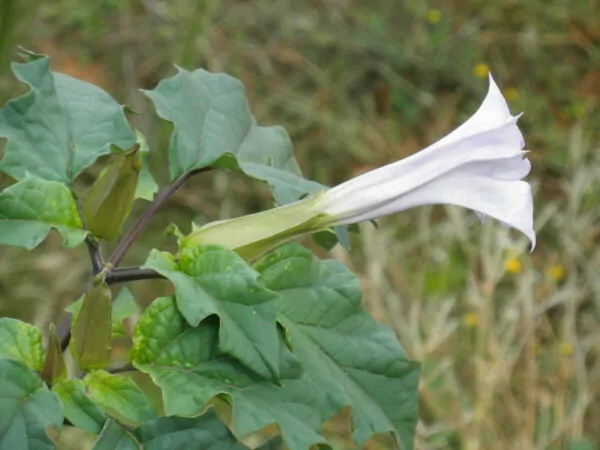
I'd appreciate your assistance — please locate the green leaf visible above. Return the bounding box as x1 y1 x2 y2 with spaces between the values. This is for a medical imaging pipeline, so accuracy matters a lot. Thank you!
0 318 44 371
142 247 280 380
91 419 139 450
0 55 136 185
53 379 106 434
133 129 158 201
66 288 139 338
111 288 140 338
133 410 249 450
144 67 323 206
145 67 349 247
256 436 285 450
84 370 156 427
254 243 421 449
0 177 86 249
41 324 67 386
0 358 63 449
131 296 328 450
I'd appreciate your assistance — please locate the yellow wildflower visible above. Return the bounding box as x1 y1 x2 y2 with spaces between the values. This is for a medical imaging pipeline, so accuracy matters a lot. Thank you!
558 342 573 356
473 63 490 79
504 87 518 102
549 265 565 282
427 9 442 25
504 258 522 274
463 312 479 327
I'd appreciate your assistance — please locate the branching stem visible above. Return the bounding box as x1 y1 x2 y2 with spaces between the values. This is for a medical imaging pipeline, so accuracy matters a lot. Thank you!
84 236 105 275
106 266 165 284
108 167 209 267
57 168 210 352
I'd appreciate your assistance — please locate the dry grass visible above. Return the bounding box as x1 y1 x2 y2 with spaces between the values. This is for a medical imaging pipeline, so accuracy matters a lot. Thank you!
330 123 600 449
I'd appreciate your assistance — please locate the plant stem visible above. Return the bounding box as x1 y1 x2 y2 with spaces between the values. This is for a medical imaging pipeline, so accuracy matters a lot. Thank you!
56 237 105 351
77 363 136 379
108 363 136 375
59 168 209 352
108 167 209 267
84 236 105 275
106 266 164 284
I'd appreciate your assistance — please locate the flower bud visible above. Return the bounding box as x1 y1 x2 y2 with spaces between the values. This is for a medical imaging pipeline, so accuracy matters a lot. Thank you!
82 144 142 241
71 276 111 370
41 323 67 386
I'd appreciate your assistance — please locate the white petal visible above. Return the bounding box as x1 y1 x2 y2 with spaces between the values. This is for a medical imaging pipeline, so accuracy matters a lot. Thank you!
320 121 526 219
323 78 524 209
310 73 535 248
328 164 535 251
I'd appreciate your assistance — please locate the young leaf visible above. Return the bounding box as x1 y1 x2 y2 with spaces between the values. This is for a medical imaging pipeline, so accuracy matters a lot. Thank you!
84 370 156 427
0 176 86 250
131 297 328 450
0 54 136 185
0 317 44 371
254 243 421 449
144 67 324 205
82 144 142 241
111 288 140 338
133 410 249 450
91 419 139 450
53 379 106 434
71 278 112 370
142 247 280 380
0 358 63 449
133 129 158 202
41 324 67 386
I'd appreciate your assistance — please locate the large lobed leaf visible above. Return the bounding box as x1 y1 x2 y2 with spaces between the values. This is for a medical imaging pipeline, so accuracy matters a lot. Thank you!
0 54 137 185
142 246 280 380
143 66 324 206
0 54 156 250
92 411 251 450
0 176 86 249
135 243 420 448
254 243 421 449
0 359 63 449
131 296 327 450
145 66 349 248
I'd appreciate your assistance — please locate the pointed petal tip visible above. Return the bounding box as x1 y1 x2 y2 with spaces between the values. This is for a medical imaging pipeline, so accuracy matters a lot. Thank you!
528 233 537 253
487 72 500 92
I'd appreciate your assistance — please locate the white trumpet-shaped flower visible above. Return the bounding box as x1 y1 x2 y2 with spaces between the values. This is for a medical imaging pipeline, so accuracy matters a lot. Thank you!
313 74 535 247
182 74 535 259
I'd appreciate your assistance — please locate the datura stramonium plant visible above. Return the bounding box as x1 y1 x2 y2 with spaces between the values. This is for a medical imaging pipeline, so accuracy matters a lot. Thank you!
183 74 535 259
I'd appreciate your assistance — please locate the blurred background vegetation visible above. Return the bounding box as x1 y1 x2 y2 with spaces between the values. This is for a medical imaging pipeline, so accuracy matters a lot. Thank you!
1 0 599 449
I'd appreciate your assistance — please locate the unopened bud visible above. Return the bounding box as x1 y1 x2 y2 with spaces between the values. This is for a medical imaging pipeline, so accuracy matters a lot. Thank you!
41 323 67 385
71 276 111 370
82 144 142 240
